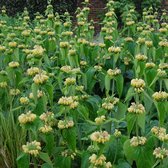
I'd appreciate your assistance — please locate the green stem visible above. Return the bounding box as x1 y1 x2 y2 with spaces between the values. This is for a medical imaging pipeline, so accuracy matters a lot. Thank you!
113 139 118 165
160 80 162 91
152 160 160 168
135 93 139 104
112 79 115 96
136 119 139 137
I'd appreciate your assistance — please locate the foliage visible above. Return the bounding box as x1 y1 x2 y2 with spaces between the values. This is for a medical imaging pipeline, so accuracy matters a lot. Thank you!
0 0 168 168
0 0 77 17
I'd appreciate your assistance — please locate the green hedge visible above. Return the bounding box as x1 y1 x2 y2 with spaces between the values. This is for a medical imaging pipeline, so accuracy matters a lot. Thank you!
0 0 77 17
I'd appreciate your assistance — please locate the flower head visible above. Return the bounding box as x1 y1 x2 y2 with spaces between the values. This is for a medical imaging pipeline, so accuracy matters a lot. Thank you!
22 141 41 156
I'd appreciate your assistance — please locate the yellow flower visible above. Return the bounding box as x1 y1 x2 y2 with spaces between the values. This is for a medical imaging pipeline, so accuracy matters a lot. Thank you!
114 129 121 138
33 73 49 84
145 62 155 68
32 45 45 57
130 136 147 147
152 91 168 101
22 30 31 36
60 42 69 48
39 125 53 133
64 77 76 86
90 131 110 143
8 41 17 48
108 46 121 53
135 54 147 61
153 147 168 159
20 97 29 105
8 61 20 68
0 82 7 88
128 102 145 114
10 89 20 96
107 68 121 77
95 115 105 125
18 111 36 124
58 119 74 129
22 141 41 156
131 78 145 93
27 67 40 76
0 45 6 51
89 154 112 167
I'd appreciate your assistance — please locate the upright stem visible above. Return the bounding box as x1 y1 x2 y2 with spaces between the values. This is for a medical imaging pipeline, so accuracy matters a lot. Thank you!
160 80 162 91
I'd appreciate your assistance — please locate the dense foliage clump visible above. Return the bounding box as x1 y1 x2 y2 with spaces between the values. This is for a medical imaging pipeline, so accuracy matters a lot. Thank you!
0 0 168 168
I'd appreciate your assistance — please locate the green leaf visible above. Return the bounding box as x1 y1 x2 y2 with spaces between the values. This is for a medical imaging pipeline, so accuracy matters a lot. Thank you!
164 79 168 91
55 156 71 168
44 82 53 107
125 87 135 102
143 91 153 113
41 163 53 168
85 67 96 93
17 153 30 168
105 75 111 96
81 151 90 168
39 152 53 168
137 113 145 133
45 134 55 155
115 102 127 120
77 104 89 119
31 83 38 103
155 101 168 126
123 139 136 164
62 127 76 151
86 95 100 113
114 74 124 97
136 148 154 168
117 161 131 168
126 113 136 135
145 69 157 87
34 95 47 115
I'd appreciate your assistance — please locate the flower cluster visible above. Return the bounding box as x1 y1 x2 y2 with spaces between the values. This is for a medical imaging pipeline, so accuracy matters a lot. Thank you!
153 147 168 160
145 62 155 68
107 68 121 77
33 72 49 84
31 45 45 57
39 112 55 133
135 54 147 61
114 129 121 138
18 111 36 124
10 89 20 96
151 126 168 141
131 78 145 93
128 102 145 114
27 67 40 76
157 68 167 78
58 96 79 109
29 90 44 99
8 61 20 68
130 136 147 147
22 140 41 156
90 131 110 144
64 77 76 86
60 42 69 48
39 125 53 133
108 46 121 53
95 115 106 125
152 91 168 101
89 154 112 168
61 149 76 160
20 96 29 105
57 119 74 129
102 97 119 110
0 82 7 88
